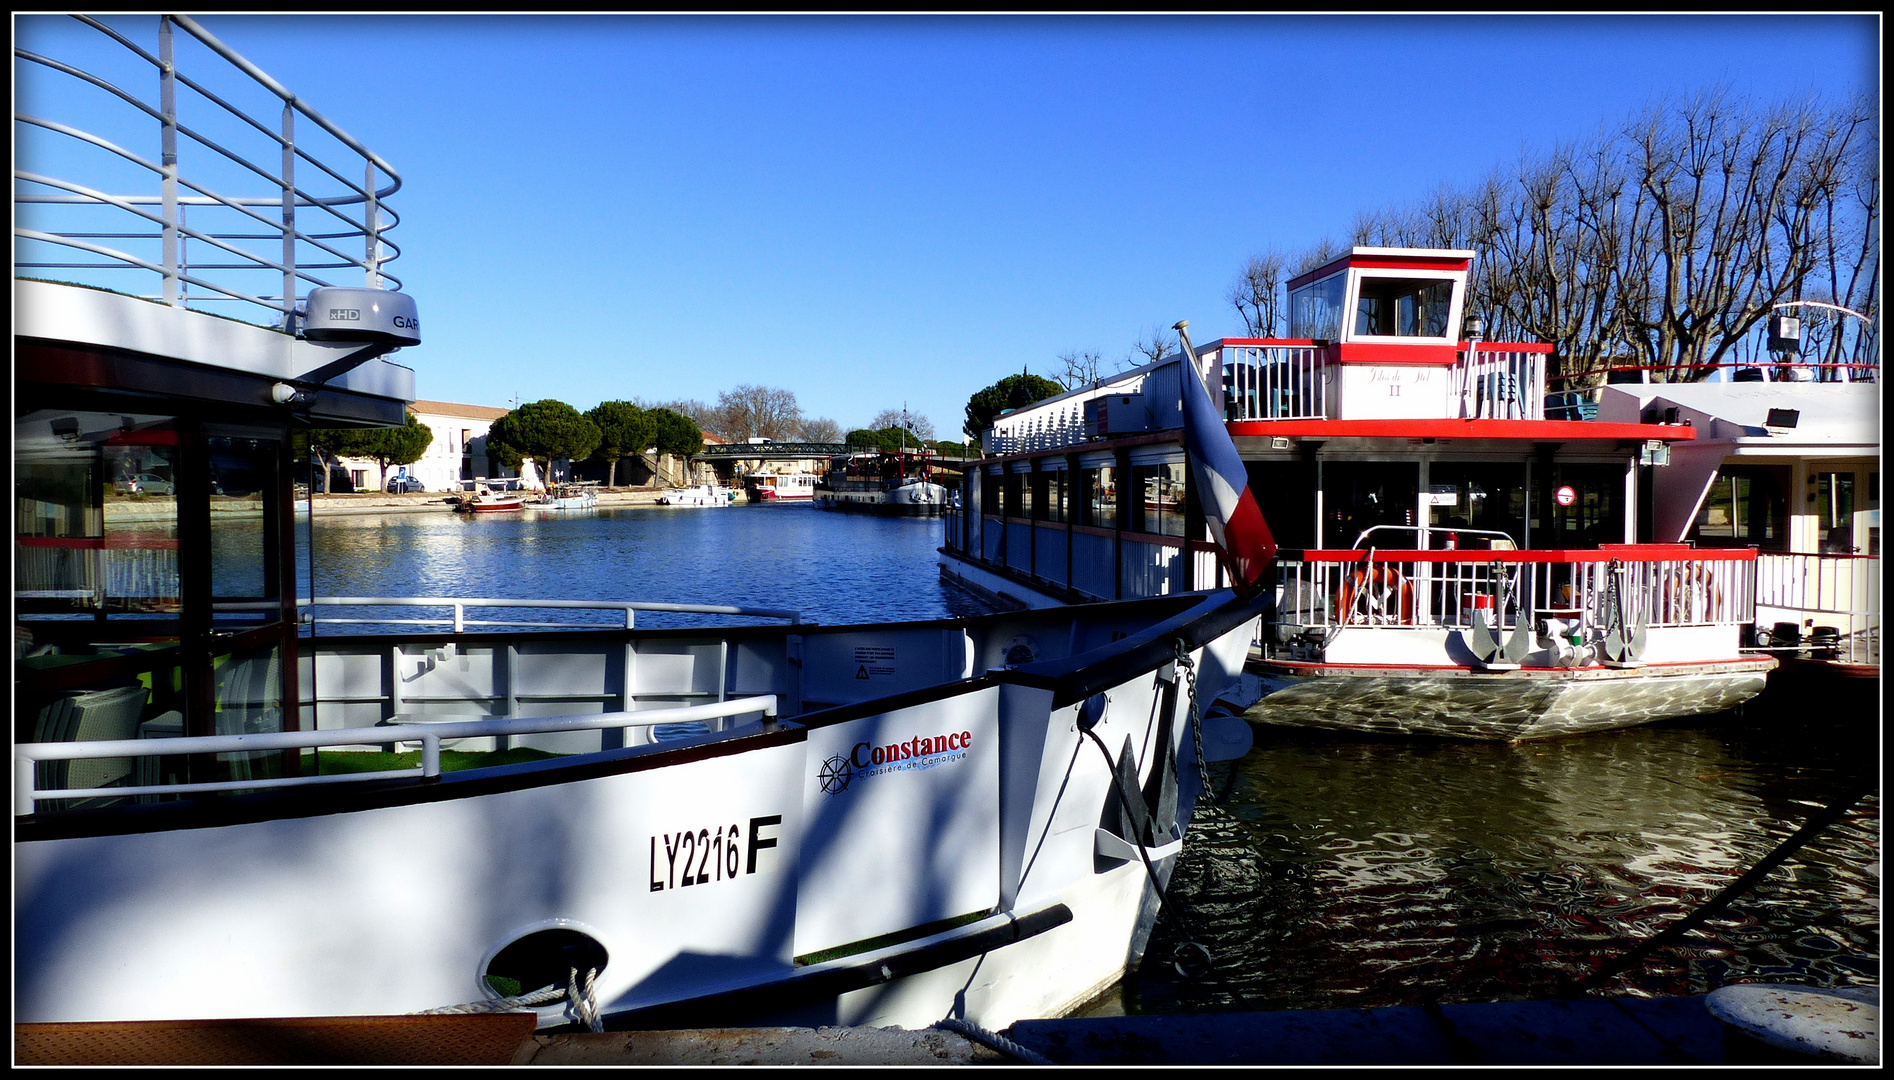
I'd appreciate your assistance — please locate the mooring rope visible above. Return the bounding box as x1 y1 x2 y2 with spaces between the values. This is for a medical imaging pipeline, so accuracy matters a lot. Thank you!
419 964 603 1033
933 1017 1054 1065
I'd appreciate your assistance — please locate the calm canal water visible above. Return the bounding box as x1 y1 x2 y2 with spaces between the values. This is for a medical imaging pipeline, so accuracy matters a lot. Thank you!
298 502 1879 1013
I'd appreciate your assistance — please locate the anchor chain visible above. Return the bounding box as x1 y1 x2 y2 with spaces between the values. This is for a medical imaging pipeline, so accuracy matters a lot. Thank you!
1174 639 1211 797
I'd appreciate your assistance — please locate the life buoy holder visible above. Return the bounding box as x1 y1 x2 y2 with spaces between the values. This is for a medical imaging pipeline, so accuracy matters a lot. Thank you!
1338 565 1415 625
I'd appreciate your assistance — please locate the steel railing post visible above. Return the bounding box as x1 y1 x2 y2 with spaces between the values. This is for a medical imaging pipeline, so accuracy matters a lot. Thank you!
158 16 180 306
281 101 296 319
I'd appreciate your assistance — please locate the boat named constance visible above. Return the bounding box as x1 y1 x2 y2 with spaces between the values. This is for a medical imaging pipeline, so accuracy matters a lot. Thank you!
14 14 1263 1039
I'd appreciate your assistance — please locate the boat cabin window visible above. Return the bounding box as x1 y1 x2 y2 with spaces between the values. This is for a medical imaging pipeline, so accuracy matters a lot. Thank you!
17 411 184 635
17 405 298 803
1129 462 1186 537
1032 469 1068 524
980 468 1002 516
1426 463 1528 547
1814 472 1856 553
1538 463 1627 548
1289 271 1346 340
1353 276 1454 339
1003 470 1024 519
1080 466 1118 529
1321 462 1418 547
1691 465 1790 551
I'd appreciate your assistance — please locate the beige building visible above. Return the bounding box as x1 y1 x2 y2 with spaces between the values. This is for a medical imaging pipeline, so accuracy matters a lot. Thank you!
335 399 511 493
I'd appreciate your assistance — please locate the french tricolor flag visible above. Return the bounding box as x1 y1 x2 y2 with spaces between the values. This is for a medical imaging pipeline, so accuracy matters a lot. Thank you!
1177 324 1277 596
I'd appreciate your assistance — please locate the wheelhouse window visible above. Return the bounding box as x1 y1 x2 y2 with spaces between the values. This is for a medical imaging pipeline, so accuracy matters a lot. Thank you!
1289 272 1345 340
1354 277 1454 338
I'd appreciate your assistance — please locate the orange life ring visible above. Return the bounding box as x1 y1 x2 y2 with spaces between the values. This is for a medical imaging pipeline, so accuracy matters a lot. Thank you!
1338 565 1415 625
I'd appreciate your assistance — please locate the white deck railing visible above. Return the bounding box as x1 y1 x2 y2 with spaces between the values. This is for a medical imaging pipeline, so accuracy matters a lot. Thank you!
208 595 803 631
1754 552 1880 664
16 695 780 815
1270 547 1757 633
1450 343 1551 420
1220 341 1327 420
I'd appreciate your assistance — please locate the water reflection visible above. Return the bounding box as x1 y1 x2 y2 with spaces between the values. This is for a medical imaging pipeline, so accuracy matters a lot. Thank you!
1119 707 1878 1014
296 502 989 629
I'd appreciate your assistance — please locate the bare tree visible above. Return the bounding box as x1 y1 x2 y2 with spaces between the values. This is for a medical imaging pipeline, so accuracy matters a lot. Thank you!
1310 91 1874 386
1128 325 1174 367
1048 348 1105 389
1227 250 1287 337
868 407 936 442
712 384 803 441
1291 238 1346 276
799 416 842 442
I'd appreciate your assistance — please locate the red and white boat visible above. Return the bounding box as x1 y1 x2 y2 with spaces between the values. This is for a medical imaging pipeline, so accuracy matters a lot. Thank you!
745 470 818 502
940 247 1797 741
456 483 526 513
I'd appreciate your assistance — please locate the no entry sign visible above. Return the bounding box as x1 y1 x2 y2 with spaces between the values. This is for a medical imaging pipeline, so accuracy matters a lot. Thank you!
1554 485 1577 507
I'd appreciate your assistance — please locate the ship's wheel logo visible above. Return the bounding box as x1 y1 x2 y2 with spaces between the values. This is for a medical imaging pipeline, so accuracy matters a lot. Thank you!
818 754 854 796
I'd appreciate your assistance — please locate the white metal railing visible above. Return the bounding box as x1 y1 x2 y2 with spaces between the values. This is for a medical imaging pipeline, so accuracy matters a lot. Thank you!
1453 344 1550 420
1754 552 1880 664
15 695 779 815
14 14 403 326
1219 342 1327 420
208 596 803 631
1268 548 1758 634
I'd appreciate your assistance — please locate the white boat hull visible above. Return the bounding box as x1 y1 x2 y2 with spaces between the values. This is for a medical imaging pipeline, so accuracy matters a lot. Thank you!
815 481 948 517
16 594 1260 1031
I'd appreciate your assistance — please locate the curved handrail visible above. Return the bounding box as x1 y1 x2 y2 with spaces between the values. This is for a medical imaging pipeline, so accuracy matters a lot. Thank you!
15 695 781 814
14 14 405 321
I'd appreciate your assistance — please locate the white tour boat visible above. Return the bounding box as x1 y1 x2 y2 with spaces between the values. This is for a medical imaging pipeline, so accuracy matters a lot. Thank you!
746 470 819 502
657 483 735 507
939 248 1799 741
14 15 1265 1040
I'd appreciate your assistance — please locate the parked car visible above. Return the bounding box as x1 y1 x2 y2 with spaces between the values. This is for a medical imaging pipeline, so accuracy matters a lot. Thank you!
114 473 174 496
386 477 427 493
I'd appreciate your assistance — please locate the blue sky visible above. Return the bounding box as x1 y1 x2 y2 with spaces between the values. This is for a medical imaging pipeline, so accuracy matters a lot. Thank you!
14 14 1880 440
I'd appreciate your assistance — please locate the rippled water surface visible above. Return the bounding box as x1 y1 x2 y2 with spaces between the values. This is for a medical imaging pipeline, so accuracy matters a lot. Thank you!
299 505 1879 1013
1114 705 1879 1014
297 502 988 627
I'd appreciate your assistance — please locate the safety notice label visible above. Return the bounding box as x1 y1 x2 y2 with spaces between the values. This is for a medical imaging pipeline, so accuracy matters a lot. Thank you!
853 645 895 680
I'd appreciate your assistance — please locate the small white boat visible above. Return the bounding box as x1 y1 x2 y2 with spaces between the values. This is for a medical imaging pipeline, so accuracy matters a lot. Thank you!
529 481 600 511
657 484 734 507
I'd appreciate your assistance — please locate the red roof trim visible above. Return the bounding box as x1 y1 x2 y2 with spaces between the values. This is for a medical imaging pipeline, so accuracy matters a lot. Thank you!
1227 419 1697 441
1286 253 1472 290
1293 546 1754 564
1333 342 1460 365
